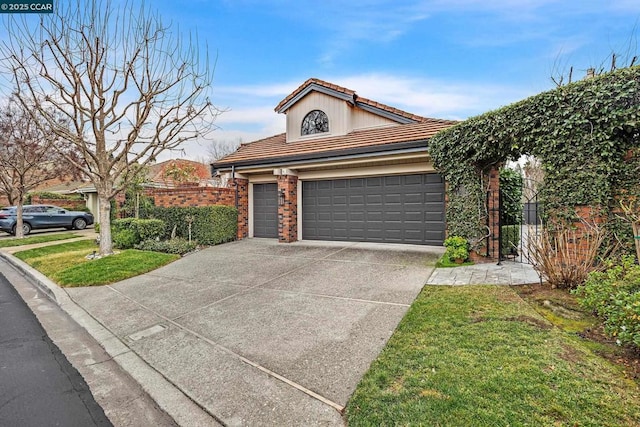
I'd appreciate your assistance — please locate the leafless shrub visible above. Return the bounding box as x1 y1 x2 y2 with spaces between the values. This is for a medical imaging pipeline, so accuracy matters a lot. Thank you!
527 219 610 289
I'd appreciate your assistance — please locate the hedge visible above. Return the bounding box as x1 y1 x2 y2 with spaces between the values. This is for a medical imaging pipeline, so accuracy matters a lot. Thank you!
111 218 166 249
146 205 237 245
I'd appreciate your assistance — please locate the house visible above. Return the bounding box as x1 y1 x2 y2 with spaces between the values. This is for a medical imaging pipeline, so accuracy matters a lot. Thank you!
212 78 456 246
40 159 212 223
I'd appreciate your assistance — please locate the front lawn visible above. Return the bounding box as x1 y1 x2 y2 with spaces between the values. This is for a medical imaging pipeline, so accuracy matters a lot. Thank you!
15 240 178 287
346 286 640 426
0 232 80 248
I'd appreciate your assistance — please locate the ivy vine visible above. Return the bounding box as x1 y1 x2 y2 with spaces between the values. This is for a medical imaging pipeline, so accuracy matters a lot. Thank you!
429 66 640 254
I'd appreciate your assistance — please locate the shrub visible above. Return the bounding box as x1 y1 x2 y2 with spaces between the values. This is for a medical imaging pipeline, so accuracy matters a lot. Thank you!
112 217 136 231
444 236 469 262
501 225 521 257
527 220 608 289
113 229 138 249
147 205 237 245
136 238 197 255
111 218 166 247
130 219 165 241
574 257 640 348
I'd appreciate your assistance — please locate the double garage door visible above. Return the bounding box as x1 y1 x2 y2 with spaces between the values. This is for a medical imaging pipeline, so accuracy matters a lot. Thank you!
253 173 446 245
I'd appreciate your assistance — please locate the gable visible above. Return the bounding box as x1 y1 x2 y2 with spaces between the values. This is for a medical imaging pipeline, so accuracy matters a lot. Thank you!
278 78 430 143
285 91 397 143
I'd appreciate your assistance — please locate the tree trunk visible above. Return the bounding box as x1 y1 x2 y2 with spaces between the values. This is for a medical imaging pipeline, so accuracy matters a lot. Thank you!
15 198 24 238
633 221 640 262
98 193 113 255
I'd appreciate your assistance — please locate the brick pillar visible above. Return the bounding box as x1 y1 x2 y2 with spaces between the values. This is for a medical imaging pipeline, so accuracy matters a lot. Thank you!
486 166 501 261
566 205 605 262
277 174 298 243
233 178 249 239
115 192 127 218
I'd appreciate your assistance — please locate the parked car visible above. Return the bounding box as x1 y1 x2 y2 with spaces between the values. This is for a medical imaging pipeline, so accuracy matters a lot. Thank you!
0 204 94 235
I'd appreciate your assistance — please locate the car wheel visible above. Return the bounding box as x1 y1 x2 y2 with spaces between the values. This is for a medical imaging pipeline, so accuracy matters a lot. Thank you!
73 218 87 230
13 223 31 235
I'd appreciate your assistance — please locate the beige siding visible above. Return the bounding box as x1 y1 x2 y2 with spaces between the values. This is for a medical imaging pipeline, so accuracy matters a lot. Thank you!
286 92 400 142
351 108 397 130
287 92 347 142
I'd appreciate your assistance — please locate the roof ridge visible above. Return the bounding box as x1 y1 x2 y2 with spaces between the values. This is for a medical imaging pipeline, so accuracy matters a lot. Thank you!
275 78 454 125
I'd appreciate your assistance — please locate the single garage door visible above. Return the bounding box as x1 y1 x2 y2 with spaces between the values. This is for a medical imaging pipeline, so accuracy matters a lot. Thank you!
302 174 445 245
253 183 278 238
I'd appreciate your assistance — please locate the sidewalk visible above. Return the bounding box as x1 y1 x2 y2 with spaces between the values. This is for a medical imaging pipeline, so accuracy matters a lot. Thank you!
427 261 541 285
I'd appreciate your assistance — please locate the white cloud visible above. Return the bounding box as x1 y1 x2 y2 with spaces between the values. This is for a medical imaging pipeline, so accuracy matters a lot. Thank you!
168 72 537 161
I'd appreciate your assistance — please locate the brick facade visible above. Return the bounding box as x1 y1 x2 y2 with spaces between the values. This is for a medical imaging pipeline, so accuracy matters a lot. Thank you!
277 175 298 243
233 179 249 239
147 186 235 208
470 166 501 263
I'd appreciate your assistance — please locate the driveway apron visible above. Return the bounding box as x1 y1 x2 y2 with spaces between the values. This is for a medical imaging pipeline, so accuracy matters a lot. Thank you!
66 239 441 426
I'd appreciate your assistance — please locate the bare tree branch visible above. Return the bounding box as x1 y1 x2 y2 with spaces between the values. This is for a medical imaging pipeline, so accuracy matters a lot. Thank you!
1 0 220 253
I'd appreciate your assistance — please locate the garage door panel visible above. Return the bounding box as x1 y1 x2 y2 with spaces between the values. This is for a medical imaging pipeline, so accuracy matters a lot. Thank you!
253 183 277 238
302 174 445 245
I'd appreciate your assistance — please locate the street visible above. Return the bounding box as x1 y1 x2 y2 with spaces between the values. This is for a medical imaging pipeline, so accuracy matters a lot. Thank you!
0 272 112 426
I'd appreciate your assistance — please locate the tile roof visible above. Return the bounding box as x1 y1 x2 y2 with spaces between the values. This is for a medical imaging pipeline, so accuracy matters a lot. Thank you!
275 78 430 124
213 119 457 168
147 159 211 186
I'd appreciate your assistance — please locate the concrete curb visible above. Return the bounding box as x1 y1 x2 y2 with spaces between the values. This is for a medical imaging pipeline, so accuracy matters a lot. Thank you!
0 251 219 427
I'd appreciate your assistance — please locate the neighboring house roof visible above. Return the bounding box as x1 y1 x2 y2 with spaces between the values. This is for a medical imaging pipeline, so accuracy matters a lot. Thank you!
146 159 211 187
213 120 456 168
35 180 91 194
275 78 430 124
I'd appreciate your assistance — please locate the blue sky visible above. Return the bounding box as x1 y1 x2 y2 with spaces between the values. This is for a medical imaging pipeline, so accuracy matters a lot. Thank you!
152 0 640 161
4 1 640 161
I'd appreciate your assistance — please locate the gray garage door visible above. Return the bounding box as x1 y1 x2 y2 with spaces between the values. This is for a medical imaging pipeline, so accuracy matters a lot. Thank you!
302 174 445 245
253 183 278 238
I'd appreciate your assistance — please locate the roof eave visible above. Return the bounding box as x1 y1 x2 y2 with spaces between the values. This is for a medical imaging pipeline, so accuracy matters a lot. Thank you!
275 83 354 114
212 140 430 172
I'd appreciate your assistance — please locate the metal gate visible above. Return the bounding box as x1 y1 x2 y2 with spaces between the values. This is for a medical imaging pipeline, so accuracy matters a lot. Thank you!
499 178 542 264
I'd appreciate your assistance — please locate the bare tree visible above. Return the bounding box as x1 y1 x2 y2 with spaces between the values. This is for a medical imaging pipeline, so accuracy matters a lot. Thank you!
0 97 77 237
207 138 242 163
1 0 219 254
551 31 638 86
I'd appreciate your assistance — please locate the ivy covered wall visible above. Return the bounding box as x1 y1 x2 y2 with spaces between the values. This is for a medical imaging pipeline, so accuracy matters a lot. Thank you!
429 66 640 254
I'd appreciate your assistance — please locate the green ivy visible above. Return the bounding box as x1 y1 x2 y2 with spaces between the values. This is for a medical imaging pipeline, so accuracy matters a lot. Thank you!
500 168 523 226
429 66 640 254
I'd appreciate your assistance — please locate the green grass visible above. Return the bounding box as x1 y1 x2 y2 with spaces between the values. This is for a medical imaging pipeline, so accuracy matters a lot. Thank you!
0 232 80 248
435 255 474 268
346 286 640 426
15 240 178 287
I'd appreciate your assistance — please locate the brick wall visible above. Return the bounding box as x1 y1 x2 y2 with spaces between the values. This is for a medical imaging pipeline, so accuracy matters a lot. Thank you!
277 175 298 243
148 186 235 208
470 166 501 263
233 179 249 239
146 184 248 240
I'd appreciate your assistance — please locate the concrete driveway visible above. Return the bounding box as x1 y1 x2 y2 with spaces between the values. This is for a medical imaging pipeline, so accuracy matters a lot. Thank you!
65 239 442 426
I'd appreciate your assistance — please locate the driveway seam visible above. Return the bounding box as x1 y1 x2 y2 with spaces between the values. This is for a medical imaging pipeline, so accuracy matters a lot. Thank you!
252 286 412 307
167 245 357 321
103 284 346 414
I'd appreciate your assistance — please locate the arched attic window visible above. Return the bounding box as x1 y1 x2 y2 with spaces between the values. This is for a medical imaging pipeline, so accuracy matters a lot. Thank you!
301 110 329 135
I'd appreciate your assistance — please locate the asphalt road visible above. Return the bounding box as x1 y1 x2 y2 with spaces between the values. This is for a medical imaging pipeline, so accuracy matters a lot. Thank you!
0 272 112 427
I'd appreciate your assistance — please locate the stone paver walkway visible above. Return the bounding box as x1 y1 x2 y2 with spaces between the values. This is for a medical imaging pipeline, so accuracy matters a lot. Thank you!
427 261 541 285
